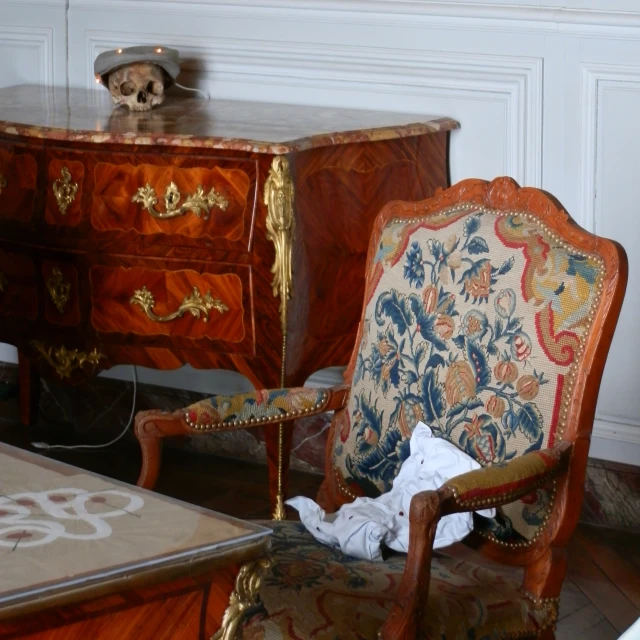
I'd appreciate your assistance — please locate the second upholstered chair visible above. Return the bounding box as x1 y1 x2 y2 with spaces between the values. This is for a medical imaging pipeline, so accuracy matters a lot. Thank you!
134 177 626 639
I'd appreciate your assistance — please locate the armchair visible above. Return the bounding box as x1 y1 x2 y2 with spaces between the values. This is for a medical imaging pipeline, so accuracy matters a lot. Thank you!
134 178 627 638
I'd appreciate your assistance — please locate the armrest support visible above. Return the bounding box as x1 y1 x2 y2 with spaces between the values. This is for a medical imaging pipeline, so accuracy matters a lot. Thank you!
184 384 350 431
379 442 572 639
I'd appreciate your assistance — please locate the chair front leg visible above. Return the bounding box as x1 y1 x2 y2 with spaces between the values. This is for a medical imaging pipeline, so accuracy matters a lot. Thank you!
135 409 190 488
379 490 443 640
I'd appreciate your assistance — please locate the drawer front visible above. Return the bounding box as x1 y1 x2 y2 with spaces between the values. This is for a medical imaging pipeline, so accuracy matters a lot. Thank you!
43 260 81 326
90 265 245 343
0 249 37 319
0 145 38 223
92 161 250 241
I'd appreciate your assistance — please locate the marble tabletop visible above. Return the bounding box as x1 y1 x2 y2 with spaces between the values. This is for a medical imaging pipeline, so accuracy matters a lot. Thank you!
0 85 459 154
0 442 269 617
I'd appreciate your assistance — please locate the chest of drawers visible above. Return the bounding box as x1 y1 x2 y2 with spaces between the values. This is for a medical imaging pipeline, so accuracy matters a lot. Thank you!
0 85 457 509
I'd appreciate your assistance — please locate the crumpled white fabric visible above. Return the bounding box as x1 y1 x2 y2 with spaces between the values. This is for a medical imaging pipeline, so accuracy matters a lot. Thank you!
287 422 495 561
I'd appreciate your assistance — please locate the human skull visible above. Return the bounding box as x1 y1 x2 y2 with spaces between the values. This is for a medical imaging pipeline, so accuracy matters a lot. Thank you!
108 63 166 111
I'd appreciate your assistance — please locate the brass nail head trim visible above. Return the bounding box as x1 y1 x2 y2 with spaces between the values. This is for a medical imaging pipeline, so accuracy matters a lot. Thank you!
46 268 71 314
130 285 228 323
132 181 229 220
52 166 78 215
30 341 105 379
0 173 7 196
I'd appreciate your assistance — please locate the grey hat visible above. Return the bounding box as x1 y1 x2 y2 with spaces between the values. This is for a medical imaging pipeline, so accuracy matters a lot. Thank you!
94 45 180 87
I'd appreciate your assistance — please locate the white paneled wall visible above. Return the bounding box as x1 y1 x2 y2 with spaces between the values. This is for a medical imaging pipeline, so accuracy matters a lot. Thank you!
1 0 639 464
0 0 65 89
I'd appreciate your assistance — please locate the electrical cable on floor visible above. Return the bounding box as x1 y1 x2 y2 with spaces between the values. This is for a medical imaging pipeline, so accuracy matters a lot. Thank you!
174 81 210 100
31 365 138 451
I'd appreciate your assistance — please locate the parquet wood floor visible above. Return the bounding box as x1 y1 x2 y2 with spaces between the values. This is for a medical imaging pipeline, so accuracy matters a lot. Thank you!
0 414 638 638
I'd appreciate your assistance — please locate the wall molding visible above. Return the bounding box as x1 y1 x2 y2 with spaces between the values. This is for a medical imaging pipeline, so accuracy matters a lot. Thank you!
4 0 67 5
69 0 640 35
0 26 54 86
86 31 542 185
580 62 640 232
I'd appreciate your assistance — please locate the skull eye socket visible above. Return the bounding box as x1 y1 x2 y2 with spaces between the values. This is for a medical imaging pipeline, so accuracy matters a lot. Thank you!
147 81 164 96
120 81 136 96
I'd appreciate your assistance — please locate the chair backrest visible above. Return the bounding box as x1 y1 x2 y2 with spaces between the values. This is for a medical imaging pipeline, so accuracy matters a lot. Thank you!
319 177 626 544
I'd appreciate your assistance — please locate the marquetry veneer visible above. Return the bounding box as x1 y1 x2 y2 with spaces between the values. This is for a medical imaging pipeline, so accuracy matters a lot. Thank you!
0 85 457 513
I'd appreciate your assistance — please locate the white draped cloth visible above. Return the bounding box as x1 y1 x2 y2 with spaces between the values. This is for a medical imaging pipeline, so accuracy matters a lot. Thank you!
287 423 495 561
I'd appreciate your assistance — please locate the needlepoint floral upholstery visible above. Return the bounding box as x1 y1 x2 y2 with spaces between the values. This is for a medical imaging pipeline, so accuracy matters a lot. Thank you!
327 203 605 540
184 387 327 430
243 521 557 639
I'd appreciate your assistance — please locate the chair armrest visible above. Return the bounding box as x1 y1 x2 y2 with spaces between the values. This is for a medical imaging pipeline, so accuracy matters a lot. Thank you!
134 384 350 489
379 442 572 639
440 441 572 515
184 384 350 431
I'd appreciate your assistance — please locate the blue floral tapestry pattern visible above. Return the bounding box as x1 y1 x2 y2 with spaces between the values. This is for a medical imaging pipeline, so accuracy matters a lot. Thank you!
333 205 604 540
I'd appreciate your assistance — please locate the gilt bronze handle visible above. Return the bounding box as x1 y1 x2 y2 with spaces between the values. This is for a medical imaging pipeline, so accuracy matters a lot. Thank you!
46 268 71 313
52 167 78 215
130 285 228 323
30 341 105 379
0 173 7 196
132 182 229 220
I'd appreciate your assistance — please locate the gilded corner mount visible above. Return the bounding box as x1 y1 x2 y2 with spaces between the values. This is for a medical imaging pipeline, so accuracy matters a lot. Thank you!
211 556 273 640
263 156 294 331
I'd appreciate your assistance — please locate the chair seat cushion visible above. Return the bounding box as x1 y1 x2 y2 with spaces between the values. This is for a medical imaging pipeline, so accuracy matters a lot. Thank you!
244 521 557 639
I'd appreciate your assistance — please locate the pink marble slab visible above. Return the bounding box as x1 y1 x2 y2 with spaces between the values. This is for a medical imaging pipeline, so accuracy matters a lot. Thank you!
0 85 459 154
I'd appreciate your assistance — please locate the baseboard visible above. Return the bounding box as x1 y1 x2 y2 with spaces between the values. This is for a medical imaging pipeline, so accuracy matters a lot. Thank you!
591 417 640 467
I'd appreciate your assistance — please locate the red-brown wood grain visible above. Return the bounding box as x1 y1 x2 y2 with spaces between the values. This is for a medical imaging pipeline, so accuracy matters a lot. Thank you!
0 146 37 223
92 161 250 241
0 250 37 320
0 565 239 640
90 265 245 342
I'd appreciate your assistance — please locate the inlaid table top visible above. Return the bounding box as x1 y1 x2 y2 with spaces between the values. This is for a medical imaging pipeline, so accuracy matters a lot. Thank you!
0 443 270 620
0 84 459 153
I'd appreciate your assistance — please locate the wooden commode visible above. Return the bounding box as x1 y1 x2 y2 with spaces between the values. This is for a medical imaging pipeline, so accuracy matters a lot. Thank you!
0 85 458 512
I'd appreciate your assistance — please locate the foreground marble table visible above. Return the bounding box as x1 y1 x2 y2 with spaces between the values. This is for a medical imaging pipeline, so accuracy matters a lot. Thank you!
0 442 271 639
0 85 458 514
